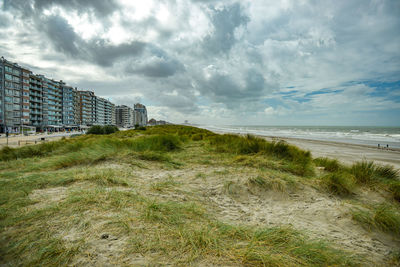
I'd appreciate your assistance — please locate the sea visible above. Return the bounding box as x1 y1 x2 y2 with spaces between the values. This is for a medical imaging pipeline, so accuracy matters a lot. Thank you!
196 125 400 149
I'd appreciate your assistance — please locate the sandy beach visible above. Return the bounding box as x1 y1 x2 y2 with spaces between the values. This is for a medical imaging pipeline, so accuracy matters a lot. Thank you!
208 129 400 169
272 136 400 169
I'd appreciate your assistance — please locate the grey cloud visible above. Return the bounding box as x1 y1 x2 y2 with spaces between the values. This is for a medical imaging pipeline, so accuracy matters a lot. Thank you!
200 69 270 108
42 15 81 56
89 41 146 67
203 3 249 54
125 52 185 78
39 15 146 67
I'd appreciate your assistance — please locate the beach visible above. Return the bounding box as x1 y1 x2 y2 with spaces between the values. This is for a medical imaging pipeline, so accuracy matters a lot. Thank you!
200 125 400 170
271 137 400 169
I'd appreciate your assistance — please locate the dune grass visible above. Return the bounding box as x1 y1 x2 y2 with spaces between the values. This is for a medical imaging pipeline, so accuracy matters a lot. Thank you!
314 157 342 172
322 171 356 196
1 125 398 266
352 203 400 236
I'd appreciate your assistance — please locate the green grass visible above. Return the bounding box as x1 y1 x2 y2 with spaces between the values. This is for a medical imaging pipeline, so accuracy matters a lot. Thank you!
352 203 400 236
314 157 342 172
247 175 287 192
322 171 356 196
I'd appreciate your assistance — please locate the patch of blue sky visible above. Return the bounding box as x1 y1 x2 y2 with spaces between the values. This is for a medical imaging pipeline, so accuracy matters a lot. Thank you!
279 90 299 95
304 89 344 97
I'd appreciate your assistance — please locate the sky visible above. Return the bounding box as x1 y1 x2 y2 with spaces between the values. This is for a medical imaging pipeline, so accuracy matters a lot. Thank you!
1 0 399 126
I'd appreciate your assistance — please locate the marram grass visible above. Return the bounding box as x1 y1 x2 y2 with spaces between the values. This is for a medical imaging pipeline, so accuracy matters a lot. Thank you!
2 124 399 266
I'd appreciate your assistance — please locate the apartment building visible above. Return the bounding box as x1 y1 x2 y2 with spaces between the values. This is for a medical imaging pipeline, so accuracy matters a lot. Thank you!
0 57 138 132
134 103 148 126
116 105 134 128
62 83 79 126
42 77 63 126
104 100 115 126
78 91 96 126
0 57 31 133
29 74 45 128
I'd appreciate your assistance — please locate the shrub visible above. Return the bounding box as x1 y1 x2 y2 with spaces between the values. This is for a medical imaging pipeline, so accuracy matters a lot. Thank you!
322 171 356 196
103 125 119 134
87 125 119 135
86 125 104 135
314 157 341 172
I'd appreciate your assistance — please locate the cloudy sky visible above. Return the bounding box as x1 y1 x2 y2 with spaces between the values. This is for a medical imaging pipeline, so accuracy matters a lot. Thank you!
1 0 399 126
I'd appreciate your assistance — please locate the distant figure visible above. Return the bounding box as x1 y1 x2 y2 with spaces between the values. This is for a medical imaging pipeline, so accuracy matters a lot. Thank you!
387 144 389 148
378 144 380 148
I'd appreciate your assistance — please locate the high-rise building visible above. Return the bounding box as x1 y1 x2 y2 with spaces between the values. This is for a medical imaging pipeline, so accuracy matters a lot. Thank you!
41 76 63 126
62 82 78 126
0 57 123 132
78 91 96 126
29 74 45 129
116 105 134 128
0 57 30 133
104 99 115 126
95 96 106 125
134 103 148 126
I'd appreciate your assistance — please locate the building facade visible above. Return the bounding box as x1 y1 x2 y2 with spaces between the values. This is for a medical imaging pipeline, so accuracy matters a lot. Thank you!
116 105 134 128
0 57 144 133
78 91 96 126
134 103 148 126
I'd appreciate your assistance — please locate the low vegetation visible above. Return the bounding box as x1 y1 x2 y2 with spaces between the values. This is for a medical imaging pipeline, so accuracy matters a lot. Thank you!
0 125 398 266
87 125 119 135
352 204 400 236
322 171 356 196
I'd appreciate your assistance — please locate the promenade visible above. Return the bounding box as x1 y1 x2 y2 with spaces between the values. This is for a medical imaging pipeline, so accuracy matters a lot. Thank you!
0 132 83 148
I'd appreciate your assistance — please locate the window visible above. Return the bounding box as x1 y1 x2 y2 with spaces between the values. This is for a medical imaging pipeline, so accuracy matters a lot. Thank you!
14 98 20 103
13 90 20 96
23 104 29 109
23 112 29 116
5 104 13 111
23 99 29 103
23 78 29 84
23 91 29 96
5 66 12 73
5 81 12 88
5 89 12 96
14 104 20 109
5 74 12 80
13 69 20 76
13 111 21 117
23 72 29 77
13 76 20 82
5 96 13 102
23 85 29 90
